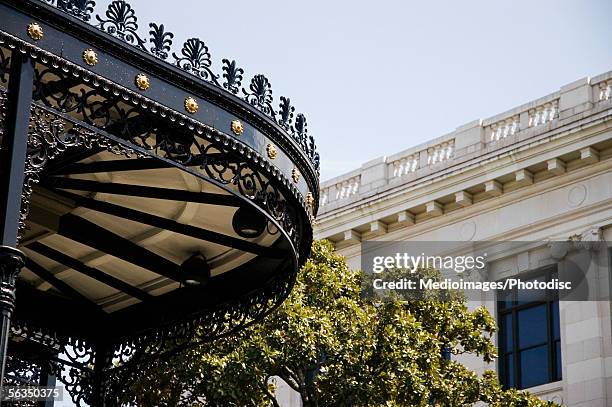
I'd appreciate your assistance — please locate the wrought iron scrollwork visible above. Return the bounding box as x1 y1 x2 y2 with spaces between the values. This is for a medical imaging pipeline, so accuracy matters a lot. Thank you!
10 322 98 406
221 59 243 95
33 67 126 128
243 74 275 117
59 338 97 406
3 354 62 407
200 143 298 244
293 113 319 171
100 265 296 406
21 109 81 236
96 0 146 50
277 96 294 130
30 0 320 172
173 38 219 84
293 113 307 149
18 102 141 238
8 252 297 406
148 23 173 60
21 69 301 251
25 62 303 245
4 355 43 387
0 46 315 256
54 0 96 21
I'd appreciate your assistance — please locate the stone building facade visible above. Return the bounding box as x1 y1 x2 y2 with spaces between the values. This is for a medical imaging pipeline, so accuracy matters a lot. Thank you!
277 69 612 406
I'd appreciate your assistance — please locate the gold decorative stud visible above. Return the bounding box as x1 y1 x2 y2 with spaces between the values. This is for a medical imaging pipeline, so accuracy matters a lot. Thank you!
184 97 199 114
27 23 44 41
305 192 315 209
82 49 98 66
231 119 244 136
135 73 150 91
291 168 300 183
266 144 277 160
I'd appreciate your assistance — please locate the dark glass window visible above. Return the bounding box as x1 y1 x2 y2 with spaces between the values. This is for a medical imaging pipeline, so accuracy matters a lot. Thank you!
498 268 562 389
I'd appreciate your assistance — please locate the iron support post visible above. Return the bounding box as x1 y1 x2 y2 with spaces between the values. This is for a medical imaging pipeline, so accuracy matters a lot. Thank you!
0 51 34 403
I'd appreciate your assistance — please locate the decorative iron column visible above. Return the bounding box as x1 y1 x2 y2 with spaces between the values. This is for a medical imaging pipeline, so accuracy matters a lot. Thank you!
0 51 33 401
0 248 24 400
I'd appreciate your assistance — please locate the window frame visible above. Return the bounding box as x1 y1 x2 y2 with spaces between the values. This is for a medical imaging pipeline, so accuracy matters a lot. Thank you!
497 266 562 389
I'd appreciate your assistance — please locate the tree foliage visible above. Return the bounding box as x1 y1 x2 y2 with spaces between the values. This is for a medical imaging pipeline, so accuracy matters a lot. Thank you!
125 241 558 407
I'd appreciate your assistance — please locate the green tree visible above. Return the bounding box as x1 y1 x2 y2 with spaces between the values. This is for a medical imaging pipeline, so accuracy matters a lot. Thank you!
126 241 558 407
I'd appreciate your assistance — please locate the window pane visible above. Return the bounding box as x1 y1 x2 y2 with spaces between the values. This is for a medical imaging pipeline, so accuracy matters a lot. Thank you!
551 301 560 340
554 340 562 380
518 304 547 348
500 313 513 353
520 345 549 388
503 353 515 388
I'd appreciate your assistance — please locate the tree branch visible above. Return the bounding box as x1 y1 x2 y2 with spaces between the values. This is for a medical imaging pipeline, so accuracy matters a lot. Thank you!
263 375 282 407
277 367 301 393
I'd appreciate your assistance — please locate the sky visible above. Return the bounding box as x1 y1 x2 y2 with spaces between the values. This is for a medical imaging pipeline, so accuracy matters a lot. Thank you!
107 0 612 181
52 1 611 405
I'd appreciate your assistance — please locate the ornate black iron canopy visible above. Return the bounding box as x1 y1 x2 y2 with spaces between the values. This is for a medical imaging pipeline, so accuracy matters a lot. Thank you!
0 0 319 405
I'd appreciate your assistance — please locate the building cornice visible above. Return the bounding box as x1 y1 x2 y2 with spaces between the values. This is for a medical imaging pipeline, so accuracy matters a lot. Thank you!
316 71 612 221
315 127 611 240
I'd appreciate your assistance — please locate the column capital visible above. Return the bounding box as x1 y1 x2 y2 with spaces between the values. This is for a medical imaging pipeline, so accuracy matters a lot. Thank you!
0 246 25 313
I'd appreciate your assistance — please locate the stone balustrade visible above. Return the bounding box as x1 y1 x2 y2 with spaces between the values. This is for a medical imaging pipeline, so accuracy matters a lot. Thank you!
427 140 455 165
488 114 519 142
320 175 361 207
483 93 561 145
528 100 559 127
387 139 455 182
485 97 560 144
336 176 360 199
595 78 612 102
389 154 419 178
318 69 612 212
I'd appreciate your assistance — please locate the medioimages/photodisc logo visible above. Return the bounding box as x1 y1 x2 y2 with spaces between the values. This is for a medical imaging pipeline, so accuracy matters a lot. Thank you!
361 240 608 302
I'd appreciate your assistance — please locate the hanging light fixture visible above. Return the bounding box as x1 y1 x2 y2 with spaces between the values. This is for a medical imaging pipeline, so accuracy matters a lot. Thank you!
180 253 211 286
232 206 267 238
